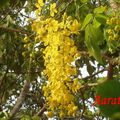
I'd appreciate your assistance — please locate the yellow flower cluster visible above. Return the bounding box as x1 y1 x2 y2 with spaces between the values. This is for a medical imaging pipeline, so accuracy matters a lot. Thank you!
35 0 44 16
105 14 120 52
106 16 120 41
32 1 81 118
50 3 57 17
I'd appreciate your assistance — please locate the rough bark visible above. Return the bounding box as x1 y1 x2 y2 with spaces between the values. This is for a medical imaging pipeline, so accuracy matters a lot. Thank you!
8 80 30 120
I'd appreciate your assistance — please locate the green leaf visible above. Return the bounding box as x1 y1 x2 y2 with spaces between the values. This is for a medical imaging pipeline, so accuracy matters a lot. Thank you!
6 15 14 24
81 0 89 3
94 6 105 14
32 116 40 120
95 14 108 25
97 77 106 84
81 13 93 30
85 24 104 63
0 0 9 8
86 61 95 75
115 0 120 3
93 18 101 28
66 2 76 17
0 112 5 118
90 24 104 45
21 115 31 120
96 79 120 117
112 112 120 120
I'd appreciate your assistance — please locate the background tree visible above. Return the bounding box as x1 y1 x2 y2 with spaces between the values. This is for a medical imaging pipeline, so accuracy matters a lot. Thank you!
0 0 120 120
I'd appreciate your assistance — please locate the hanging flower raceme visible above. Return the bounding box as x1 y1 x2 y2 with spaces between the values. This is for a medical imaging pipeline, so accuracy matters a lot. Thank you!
105 13 120 53
32 1 81 118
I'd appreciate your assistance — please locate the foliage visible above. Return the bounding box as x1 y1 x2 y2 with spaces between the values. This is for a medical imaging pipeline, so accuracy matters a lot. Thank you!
96 78 120 118
0 0 120 120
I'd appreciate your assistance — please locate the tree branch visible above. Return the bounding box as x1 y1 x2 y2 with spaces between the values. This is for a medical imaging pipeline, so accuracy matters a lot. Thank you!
36 105 46 117
79 51 89 56
80 83 98 89
0 25 31 35
83 68 106 80
107 63 114 80
79 90 86 118
98 0 101 6
8 80 30 120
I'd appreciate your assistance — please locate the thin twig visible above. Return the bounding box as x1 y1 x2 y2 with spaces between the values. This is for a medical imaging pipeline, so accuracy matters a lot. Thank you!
0 25 32 35
80 83 98 89
83 68 106 80
55 0 73 19
36 105 46 116
79 90 86 118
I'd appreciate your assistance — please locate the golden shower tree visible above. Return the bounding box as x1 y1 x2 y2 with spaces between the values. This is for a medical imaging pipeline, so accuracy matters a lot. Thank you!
0 0 120 119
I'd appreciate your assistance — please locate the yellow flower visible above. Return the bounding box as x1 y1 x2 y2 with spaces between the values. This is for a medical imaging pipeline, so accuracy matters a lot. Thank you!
35 3 40 9
60 111 65 118
48 19 59 32
62 29 70 36
69 19 80 34
50 3 57 17
35 0 44 15
38 0 44 6
37 28 46 36
72 106 78 112
47 111 53 118
23 36 29 43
